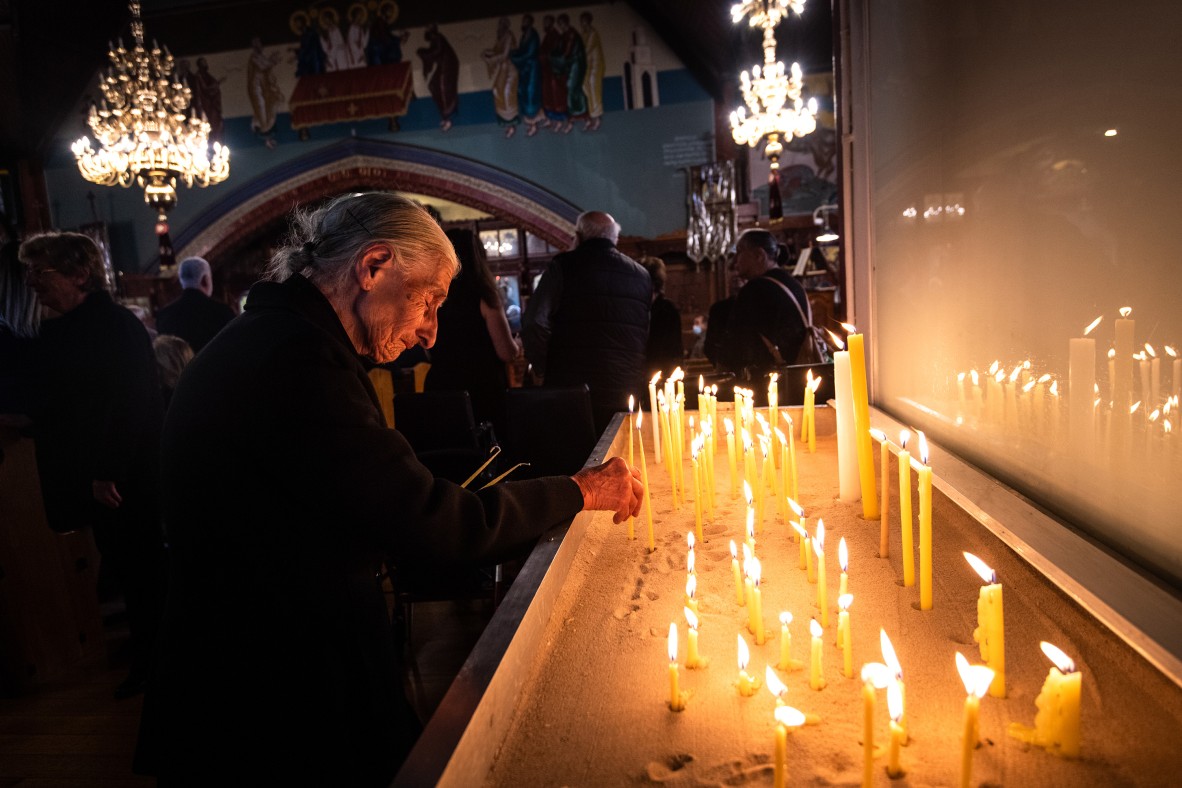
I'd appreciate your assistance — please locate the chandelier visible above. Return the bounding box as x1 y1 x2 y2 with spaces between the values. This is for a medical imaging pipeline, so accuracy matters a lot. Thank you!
71 1 229 228
729 0 817 171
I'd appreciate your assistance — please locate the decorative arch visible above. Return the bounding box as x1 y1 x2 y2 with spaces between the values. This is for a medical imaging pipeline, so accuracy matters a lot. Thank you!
173 138 582 264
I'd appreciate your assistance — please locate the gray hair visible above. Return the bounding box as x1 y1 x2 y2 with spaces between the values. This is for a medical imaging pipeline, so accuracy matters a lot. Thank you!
0 241 40 339
575 211 620 244
265 192 459 293
177 256 211 289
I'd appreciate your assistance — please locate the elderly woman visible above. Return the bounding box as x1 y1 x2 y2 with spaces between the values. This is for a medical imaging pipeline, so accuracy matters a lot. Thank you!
135 192 642 785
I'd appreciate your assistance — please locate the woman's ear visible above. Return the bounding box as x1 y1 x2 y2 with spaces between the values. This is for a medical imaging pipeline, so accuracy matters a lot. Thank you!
353 243 394 291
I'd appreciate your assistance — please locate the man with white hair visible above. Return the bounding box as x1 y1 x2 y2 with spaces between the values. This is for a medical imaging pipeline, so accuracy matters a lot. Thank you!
154 255 235 353
522 210 651 433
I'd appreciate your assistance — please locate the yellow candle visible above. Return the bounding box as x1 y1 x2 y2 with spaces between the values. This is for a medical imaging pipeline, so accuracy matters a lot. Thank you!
839 593 853 679
809 618 826 690
751 558 765 645
917 433 933 610
648 373 662 464
731 540 746 607
814 520 828 626
783 413 799 503
773 705 806 788
737 634 759 696
684 573 698 617
845 325 879 518
725 418 738 499
859 663 891 788
1008 642 1082 758
870 428 890 558
776 427 789 515
684 607 706 669
887 683 905 777
805 533 815 583
777 612 803 671
627 400 636 541
808 372 821 453
636 410 655 552
691 440 704 544
667 623 684 711
660 397 678 507
743 433 758 512
744 489 756 554
965 552 1006 697
880 629 908 743
898 430 914 587
956 652 995 788
839 536 849 597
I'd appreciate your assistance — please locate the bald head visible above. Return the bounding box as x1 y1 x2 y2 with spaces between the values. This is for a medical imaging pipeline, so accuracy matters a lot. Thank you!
178 256 213 295
575 211 620 245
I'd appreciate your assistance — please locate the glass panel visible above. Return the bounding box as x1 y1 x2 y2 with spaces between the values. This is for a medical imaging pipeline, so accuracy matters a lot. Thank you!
525 232 551 256
864 1 1182 585
479 230 503 259
498 229 520 259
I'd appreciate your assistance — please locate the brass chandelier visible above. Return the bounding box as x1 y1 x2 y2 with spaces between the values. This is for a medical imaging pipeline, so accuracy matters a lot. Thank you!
71 1 229 226
729 0 818 171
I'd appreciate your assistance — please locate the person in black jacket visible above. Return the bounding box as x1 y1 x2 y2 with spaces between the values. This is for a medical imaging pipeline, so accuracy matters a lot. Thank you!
154 255 235 353
20 232 165 699
133 192 642 786
522 211 651 434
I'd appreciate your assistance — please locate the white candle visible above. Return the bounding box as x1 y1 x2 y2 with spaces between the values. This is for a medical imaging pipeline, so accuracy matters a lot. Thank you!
831 334 859 502
1114 307 1134 412
1069 316 1100 451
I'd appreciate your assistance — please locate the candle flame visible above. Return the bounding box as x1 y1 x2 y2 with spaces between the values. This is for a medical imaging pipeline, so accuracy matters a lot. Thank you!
791 520 807 539
774 426 786 442
1050 380 1060 397
780 611 793 626
899 429 910 449
1108 347 1116 360
1041 641 1076 673
725 417 734 435
684 606 698 630
887 681 904 721
1149 409 1161 423
971 369 980 386
1166 346 1177 359
838 593 853 611
737 633 750 670
635 409 644 430
810 618 822 638
1166 419 1173 435
650 372 662 386
917 431 929 465
750 557 762 585
765 665 787 697
1039 373 1052 384
963 552 997 584
1146 343 1157 358
956 652 994 697
995 369 1006 384
815 519 825 551
787 497 804 517
861 662 891 688
628 395 634 413
769 371 779 384
880 629 902 676
988 360 1000 375
1119 306 1132 318
1009 365 1022 383
668 622 678 662
687 531 695 549
730 539 738 559
687 550 696 577
774 704 807 728
839 537 849 573
869 427 886 442
840 321 857 334
1022 380 1036 394
671 367 684 381
783 411 794 427
742 542 753 562
744 480 753 506
1084 316 1102 336
1131 401 1141 416
809 375 823 393
826 328 846 350
958 371 966 383
699 374 705 392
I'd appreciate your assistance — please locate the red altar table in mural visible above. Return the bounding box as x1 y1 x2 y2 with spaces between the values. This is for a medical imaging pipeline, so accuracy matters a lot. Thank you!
289 62 414 133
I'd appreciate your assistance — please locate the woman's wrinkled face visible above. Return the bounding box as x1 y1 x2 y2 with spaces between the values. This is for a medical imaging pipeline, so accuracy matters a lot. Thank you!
354 258 452 364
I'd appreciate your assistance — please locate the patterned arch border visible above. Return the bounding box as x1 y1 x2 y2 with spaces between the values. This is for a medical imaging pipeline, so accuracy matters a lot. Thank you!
173 138 582 264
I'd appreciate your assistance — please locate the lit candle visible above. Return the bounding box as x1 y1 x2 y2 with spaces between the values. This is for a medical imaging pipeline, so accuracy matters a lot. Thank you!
1008 642 1082 758
777 612 803 671
897 430 914 587
648 373 662 464
743 432 758 513
1167 346 1180 405
731 540 745 607
783 412 799 503
773 704 806 788
1147 343 1161 405
844 323 879 519
627 396 636 541
776 427 790 516
838 593 853 679
788 497 807 567
870 428 890 558
1138 350 1151 408
917 432 933 610
766 664 787 705
757 436 770 532
768 373 780 457
725 418 738 498
809 618 826 690
956 652 995 788
1069 317 1101 448
965 552 1005 697
887 681 905 777
814 520 828 626
804 531 815 584
636 410 655 552
1114 307 1134 411
830 329 859 501
691 439 704 544
659 394 679 507
751 557 766 645
861 662 891 788
698 374 706 416
737 634 759 696
838 536 849 597
667 622 685 711
804 370 821 453
881 629 907 742
685 573 698 617
684 607 706 669
744 483 756 553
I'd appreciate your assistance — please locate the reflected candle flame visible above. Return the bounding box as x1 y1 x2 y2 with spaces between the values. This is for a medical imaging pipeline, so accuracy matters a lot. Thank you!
1119 306 1132 318
827 328 846 350
1145 343 1157 358
1084 316 1103 336
780 611 793 626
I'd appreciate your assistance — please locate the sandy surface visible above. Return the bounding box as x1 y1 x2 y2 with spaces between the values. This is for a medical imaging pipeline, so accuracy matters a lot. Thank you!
485 405 1182 787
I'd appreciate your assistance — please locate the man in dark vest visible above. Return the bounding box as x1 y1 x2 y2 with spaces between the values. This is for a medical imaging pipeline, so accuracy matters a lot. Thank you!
523 211 651 434
155 256 235 353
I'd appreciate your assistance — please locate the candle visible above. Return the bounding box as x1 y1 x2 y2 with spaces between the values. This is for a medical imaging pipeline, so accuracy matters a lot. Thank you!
809 618 826 690
649 373 662 464
737 634 759 696
783 412 799 503
744 483 756 553
1114 307 1134 411
773 704 806 788
1069 317 1100 448
698 374 706 416
887 682 905 777
751 557 765 645
1167 346 1180 405
757 437 770 532
805 371 821 453
860 662 891 788
814 520 828 626
685 573 698 617
684 607 706 669
1008 642 1082 758
627 396 636 541
881 629 907 742
743 432 758 512
838 593 853 679
917 432 933 610
965 552 1006 697
744 549 756 632
659 395 679 506
667 622 684 711
897 430 914 587
731 540 746 607
844 324 879 519
777 612 803 671
725 418 738 498
1147 343 1161 405
956 652 995 788
870 428 890 558
805 532 815 584
830 330 860 502
691 440 704 544
838 536 849 597
636 410 655 552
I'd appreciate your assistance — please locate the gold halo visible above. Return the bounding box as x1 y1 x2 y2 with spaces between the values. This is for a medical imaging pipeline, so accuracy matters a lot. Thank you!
289 10 309 35
347 3 368 25
379 0 399 24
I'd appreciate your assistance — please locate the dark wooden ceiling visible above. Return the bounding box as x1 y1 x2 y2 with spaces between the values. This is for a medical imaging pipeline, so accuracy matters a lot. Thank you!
0 0 834 160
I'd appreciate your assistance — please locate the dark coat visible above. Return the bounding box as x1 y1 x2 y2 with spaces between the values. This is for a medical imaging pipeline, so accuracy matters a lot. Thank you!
720 269 808 376
135 274 583 786
154 287 235 353
646 294 683 376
